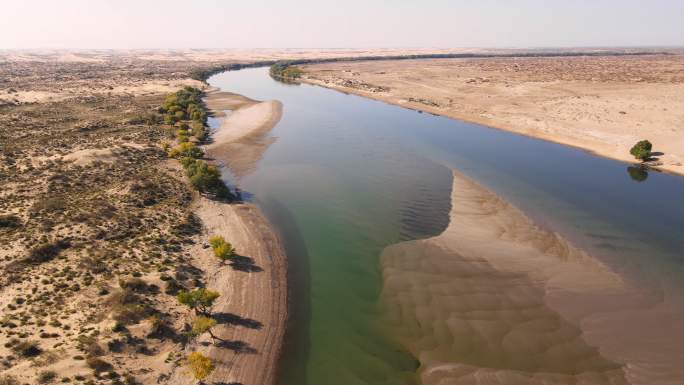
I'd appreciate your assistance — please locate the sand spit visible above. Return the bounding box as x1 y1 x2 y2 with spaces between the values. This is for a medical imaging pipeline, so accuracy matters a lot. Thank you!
205 91 283 179
380 171 684 385
301 56 684 175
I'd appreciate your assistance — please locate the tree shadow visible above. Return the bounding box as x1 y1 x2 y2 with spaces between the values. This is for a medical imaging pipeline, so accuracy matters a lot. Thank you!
230 255 263 273
215 339 258 354
213 312 263 329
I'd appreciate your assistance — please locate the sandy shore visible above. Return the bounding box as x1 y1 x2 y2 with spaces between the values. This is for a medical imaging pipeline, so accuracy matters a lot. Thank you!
301 55 684 175
168 90 287 385
205 90 283 179
380 171 684 385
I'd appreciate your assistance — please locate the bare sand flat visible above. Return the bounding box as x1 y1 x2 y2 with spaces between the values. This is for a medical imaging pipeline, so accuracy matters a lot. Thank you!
380 171 684 385
301 55 684 175
166 197 287 385
205 92 283 178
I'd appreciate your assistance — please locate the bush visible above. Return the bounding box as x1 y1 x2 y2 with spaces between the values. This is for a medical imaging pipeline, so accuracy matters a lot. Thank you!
208 235 235 261
113 304 150 325
168 142 203 159
177 288 220 315
37 371 57 384
12 339 42 357
189 316 217 338
270 62 303 79
0 214 21 229
180 158 231 198
25 239 70 264
86 357 112 373
119 278 148 293
185 352 214 380
630 140 652 161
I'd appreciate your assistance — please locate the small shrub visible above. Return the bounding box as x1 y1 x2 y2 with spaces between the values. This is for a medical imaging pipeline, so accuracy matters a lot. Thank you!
208 235 234 261
112 304 150 325
37 371 57 384
189 316 217 340
119 278 148 293
177 288 220 315
630 140 653 161
0 215 21 229
86 357 112 373
12 339 42 357
185 352 214 380
168 142 203 159
25 240 70 264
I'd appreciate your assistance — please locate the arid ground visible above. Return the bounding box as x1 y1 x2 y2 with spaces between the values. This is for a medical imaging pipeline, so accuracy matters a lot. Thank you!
301 53 684 175
2 48 682 385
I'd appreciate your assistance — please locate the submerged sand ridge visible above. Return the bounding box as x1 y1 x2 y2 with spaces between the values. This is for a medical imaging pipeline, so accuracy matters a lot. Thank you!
380 171 684 385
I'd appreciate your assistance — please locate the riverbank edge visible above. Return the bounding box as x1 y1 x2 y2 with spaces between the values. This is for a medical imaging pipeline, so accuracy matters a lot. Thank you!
190 86 287 385
297 71 683 177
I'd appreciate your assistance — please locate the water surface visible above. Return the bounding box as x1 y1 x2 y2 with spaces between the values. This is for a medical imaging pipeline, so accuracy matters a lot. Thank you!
208 67 684 385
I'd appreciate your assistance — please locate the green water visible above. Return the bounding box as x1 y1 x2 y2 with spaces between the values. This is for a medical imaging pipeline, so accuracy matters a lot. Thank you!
208 68 684 385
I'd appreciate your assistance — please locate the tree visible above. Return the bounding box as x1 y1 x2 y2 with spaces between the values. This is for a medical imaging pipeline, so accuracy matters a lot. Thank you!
190 316 219 343
630 140 652 161
185 352 215 381
177 288 220 315
208 235 235 261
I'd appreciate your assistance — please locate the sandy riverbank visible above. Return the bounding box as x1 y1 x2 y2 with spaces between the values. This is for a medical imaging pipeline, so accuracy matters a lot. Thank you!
380 171 684 385
205 90 283 178
301 55 684 175
169 90 287 385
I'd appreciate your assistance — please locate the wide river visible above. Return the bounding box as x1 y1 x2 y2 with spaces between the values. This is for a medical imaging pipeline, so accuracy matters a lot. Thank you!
208 67 684 385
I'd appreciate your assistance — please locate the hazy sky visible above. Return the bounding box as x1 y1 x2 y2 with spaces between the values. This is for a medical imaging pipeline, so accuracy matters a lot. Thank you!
2 0 683 49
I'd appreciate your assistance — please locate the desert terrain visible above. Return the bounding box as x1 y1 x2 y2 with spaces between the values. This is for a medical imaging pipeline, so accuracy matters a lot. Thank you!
0 50 293 385
301 54 684 175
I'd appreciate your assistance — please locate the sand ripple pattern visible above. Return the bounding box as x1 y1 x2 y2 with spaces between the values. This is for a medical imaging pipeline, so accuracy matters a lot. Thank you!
380 171 630 385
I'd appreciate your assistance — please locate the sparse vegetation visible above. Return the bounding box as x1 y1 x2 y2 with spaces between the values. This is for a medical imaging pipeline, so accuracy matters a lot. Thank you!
630 140 653 161
177 288 220 315
270 62 303 80
209 235 235 261
190 316 219 342
0 56 219 383
185 351 215 381
180 157 232 198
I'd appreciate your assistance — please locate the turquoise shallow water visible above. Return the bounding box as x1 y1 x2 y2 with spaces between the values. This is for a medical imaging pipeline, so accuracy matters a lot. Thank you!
208 68 684 385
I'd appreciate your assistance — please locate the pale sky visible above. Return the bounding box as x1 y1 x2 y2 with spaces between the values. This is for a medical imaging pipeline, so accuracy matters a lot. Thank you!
2 0 683 49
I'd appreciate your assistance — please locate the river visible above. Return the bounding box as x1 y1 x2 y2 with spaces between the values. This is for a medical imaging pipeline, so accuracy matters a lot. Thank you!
208 67 684 385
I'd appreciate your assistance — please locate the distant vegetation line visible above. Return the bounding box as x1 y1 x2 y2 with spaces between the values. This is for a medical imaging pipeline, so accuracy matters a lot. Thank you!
189 50 672 82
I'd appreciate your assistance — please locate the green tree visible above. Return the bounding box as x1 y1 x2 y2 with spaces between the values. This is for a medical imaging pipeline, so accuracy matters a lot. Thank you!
177 288 220 315
630 140 652 161
185 352 215 381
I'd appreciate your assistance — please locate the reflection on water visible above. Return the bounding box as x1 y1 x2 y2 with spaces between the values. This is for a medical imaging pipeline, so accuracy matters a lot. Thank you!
208 68 684 385
627 165 649 182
